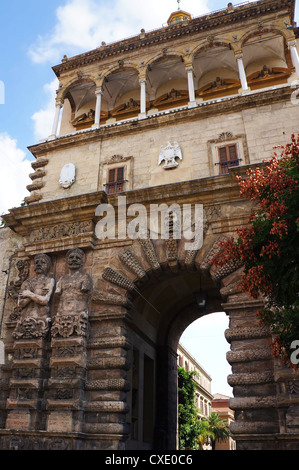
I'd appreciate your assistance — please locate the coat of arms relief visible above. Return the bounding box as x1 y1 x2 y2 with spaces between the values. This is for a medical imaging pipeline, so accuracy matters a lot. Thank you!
158 142 183 169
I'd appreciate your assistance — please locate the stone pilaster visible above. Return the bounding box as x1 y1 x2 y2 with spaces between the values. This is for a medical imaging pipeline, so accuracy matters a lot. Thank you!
83 314 131 450
223 298 280 450
5 338 50 431
46 335 87 433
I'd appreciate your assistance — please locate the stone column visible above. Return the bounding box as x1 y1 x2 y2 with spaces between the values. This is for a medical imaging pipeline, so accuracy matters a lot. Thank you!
83 319 131 450
49 100 63 139
46 248 92 435
92 88 103 129
138 78 147 119
235 53 249 91
5 254 54 433
186 66 197 108
223 298 280 450
289 41 299 77
5 338 50 432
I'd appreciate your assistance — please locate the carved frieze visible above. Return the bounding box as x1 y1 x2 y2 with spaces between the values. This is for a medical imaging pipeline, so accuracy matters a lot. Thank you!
29 221 93 242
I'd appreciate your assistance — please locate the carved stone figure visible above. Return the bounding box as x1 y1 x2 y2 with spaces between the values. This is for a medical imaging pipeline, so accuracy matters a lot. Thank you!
52 248 92 338
158 141 183 169
13 254 54 339
8 259 30 321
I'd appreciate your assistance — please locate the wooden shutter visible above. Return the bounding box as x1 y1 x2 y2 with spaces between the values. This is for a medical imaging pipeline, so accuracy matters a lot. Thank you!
107 167 125 194
218 144 239 174
108 168 116 183
116 167 124 181
228 144 237 162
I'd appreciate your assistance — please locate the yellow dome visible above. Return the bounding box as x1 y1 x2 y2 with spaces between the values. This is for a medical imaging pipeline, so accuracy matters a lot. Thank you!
167 9 191 25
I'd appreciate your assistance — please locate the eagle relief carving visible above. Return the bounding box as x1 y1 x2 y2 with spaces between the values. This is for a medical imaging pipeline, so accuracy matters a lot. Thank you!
158 141 183 169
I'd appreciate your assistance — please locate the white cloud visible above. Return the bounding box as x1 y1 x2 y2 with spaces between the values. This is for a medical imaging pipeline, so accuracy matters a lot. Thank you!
28 0 210 64
0 134 32 216
28 0 210 138
31 78 59 141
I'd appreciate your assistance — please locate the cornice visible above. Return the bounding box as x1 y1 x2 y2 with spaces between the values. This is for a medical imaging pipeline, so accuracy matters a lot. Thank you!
52 0 295 77
28 85 293 158
3 162 258 237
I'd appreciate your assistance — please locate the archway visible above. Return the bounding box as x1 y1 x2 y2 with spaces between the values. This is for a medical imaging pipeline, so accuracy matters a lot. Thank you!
92 232 281 450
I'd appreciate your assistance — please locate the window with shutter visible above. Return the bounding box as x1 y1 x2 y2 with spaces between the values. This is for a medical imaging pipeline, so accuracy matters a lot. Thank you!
106 167 125 194
218 144 239 175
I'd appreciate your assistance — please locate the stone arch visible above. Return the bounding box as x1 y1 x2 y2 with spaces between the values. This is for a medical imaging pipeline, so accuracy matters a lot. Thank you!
240 27 289 49
191 39 233 60
103 62 140 79
61 76 97 102
145 49 186 70
89 232 282 450
145 54 189 106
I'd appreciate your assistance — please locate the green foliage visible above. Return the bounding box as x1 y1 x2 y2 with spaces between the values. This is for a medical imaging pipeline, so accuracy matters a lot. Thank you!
204 412 230 450
177 367 200 450
177 367 230 450
212 135 299 366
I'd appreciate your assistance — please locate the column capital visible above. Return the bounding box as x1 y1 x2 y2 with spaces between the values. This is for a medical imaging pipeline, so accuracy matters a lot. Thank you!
139 77 147 85
95 87 104 96
185 65 194 73
55 99 64 108
235 52 243 60
288 40 297 49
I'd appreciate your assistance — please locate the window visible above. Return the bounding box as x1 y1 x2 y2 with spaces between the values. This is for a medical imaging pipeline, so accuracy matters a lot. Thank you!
106 166 125 194
218 144 240 175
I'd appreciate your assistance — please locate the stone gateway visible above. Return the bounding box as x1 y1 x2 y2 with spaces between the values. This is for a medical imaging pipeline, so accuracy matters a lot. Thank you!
0 0 299 451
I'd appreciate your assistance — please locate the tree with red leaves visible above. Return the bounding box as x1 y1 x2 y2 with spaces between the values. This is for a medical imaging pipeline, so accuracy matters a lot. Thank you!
212 135 299 367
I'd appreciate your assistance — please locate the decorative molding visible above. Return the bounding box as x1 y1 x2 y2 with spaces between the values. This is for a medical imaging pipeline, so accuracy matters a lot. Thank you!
225 326 271 343
52 0 293 75
227 371 274 386
13 317 51 340
102 267 136 292
118 249 147 280
29 221 93 242
51 313 89 338
227 348 272 364
85 379 130 391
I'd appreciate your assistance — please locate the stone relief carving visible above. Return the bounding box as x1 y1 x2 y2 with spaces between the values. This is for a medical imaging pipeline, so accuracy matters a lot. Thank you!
29 221 93 242
52 248 92 338
13 254 55 339
8 260 30 321
158 142 183 169
59 163 76 189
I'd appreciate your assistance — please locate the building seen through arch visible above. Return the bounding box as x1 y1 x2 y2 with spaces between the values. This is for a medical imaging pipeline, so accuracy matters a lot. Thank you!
0 0 299 451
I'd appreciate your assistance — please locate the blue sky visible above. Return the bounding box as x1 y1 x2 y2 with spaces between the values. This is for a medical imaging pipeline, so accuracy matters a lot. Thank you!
1 0 298 396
